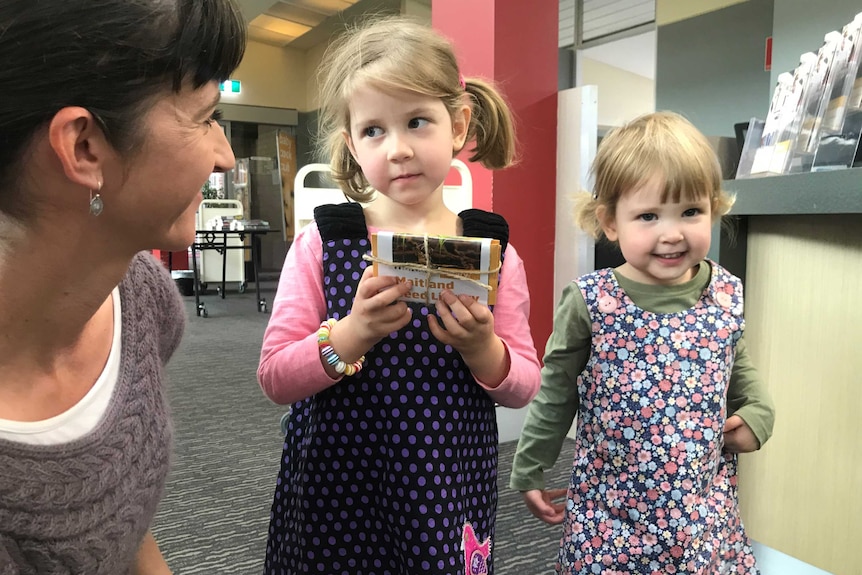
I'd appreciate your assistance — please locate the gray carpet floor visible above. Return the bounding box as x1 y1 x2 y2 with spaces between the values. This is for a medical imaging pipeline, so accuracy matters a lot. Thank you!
154 279 575 574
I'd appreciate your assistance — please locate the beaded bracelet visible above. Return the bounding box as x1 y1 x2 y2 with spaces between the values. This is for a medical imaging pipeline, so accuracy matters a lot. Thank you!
317 318 365 376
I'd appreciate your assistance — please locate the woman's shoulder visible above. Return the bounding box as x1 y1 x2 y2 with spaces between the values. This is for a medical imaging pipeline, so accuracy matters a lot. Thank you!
122 251 179 307
122 252 185 359
127 251 172 287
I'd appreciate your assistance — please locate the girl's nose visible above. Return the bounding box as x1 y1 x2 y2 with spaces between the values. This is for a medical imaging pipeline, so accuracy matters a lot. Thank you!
387 134 413 162
660 223 684 243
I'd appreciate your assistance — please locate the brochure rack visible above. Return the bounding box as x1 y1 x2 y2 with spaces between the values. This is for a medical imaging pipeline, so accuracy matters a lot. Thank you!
737 11 862 178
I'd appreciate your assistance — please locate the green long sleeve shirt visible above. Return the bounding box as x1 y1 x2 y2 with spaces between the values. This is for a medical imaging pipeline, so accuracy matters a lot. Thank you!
509 261 775 492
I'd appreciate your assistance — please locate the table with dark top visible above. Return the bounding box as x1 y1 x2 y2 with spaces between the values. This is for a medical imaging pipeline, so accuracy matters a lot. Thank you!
189 227 278 318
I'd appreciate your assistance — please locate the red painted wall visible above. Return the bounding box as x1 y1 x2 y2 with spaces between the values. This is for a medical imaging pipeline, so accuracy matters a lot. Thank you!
434 2 496 213
434 0 558 357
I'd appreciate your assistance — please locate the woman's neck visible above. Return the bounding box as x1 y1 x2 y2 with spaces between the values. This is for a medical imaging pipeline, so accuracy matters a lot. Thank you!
0 227 129 369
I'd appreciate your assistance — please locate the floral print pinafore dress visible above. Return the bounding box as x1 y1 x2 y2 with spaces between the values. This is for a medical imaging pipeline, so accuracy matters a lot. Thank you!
264 203 509 575
558 262 759 575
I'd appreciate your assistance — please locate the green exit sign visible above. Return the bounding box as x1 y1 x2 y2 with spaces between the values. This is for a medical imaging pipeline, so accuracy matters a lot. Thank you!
220 79 241 94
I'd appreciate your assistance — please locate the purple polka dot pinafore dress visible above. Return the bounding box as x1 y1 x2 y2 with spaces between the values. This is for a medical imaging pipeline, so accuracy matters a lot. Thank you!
558 262 759 575
263 203 509 575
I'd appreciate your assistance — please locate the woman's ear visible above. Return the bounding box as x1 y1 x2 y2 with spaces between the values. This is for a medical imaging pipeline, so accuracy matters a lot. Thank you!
451 104 472 152
47 107 107 190
596 204 618 242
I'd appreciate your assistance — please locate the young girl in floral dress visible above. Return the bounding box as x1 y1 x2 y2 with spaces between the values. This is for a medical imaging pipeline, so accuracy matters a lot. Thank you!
511 111 775 574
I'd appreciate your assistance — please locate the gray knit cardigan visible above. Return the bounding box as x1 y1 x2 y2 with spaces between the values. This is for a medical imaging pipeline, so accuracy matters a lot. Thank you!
0 252 185 575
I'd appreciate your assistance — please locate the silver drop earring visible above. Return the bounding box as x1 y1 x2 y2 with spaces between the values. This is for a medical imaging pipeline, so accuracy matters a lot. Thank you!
89 181 104 216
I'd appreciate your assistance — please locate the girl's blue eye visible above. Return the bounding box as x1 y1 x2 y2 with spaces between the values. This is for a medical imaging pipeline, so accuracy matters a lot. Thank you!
683 207 701 217
408 117 429 129
363 126 383 138
639 213 657 222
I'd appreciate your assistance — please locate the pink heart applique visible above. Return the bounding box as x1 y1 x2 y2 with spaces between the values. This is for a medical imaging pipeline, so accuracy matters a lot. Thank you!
463 522 491 575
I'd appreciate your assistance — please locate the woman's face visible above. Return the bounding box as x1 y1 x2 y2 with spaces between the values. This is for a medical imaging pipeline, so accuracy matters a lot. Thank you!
104 81 235 252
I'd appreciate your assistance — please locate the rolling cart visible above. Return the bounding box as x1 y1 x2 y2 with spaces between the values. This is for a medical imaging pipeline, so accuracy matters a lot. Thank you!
190 227 277 318
195 199 246 296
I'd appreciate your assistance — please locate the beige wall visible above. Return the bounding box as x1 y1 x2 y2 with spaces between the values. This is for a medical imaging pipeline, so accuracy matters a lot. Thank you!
738 215 862 575
230 2 432 114
656 0 748 25
304 42 328 113
229 40 308 111
233 3 432 114
579 57 655 128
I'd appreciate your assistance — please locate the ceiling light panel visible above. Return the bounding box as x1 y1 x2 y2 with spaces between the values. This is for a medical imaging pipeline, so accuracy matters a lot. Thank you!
248 25 295 46
283 0 358 15
251 14 313 37
267 2 329 26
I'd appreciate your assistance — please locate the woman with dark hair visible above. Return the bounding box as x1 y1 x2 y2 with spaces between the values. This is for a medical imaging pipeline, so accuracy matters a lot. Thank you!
0 1 246 573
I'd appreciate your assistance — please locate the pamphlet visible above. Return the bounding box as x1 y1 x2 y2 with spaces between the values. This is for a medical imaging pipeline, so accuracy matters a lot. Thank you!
369 231 501 305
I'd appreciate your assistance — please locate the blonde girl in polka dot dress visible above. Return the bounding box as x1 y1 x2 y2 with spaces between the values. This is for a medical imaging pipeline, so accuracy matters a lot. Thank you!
257 16 542 575
511 112 776 575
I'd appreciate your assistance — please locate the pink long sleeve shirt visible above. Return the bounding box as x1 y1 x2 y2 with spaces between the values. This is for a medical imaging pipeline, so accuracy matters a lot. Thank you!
258 220 541 408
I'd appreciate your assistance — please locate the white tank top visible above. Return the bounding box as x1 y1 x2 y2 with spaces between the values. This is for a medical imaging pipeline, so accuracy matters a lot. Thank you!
0 288 121 445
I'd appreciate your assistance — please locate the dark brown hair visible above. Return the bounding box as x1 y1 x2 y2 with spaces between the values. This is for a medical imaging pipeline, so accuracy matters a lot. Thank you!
0 0 247 217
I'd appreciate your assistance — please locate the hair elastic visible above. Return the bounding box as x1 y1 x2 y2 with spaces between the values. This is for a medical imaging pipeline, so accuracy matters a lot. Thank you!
458 72 466 90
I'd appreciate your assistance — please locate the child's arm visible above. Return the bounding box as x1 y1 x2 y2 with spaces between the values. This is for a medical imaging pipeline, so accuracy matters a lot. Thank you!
427 243 541 407
724 336 776 452
258 223 415 405
521 487 569 525
510 284 591 512
257 224 349 405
